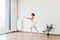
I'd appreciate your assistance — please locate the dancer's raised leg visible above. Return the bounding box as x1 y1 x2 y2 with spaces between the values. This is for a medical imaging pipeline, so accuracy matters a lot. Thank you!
34 26 39 32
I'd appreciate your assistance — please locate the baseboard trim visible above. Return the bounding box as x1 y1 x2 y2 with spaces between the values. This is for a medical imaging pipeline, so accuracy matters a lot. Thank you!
0 30 60 36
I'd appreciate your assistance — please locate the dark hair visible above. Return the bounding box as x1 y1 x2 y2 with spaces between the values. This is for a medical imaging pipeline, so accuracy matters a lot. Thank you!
31 13 35 16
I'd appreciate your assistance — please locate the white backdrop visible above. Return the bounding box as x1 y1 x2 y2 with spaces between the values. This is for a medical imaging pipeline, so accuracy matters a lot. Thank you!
17 0 60 34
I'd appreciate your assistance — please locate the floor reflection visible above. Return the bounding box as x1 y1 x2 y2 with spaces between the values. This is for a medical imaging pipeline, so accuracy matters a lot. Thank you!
0 35 6 40
0 32 60 40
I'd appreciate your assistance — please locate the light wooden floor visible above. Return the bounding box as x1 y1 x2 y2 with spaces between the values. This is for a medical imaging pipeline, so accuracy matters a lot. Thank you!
0 32 60 40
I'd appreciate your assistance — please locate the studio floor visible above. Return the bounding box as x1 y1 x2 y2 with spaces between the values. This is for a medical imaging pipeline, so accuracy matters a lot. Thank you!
0 31 60 40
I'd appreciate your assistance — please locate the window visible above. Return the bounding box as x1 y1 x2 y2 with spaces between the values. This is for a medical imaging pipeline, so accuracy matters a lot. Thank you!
0 0 11 34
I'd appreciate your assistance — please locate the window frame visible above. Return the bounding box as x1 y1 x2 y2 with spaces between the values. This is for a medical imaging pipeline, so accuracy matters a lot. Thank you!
9 0 11 30
5 0 11 30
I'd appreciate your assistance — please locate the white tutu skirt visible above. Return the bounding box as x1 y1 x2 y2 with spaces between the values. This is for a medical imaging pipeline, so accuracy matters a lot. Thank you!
23 19 36 32
29 21 35 28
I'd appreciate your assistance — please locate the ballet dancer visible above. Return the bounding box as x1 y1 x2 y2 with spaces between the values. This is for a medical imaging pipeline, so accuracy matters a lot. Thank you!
24 13 38 32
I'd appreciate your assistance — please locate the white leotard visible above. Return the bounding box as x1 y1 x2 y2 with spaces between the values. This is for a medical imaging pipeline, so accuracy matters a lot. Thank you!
29 19 36 28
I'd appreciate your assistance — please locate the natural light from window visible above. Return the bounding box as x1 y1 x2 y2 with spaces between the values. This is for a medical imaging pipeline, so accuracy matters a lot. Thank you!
0 0 5 33
0 0 7 40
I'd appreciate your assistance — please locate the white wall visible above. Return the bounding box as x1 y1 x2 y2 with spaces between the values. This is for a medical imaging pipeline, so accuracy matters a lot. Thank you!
11 0 18 31
18 0 60 34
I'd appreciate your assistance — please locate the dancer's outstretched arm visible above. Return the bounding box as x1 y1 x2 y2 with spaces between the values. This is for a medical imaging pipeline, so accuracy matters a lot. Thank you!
24 16 32 19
